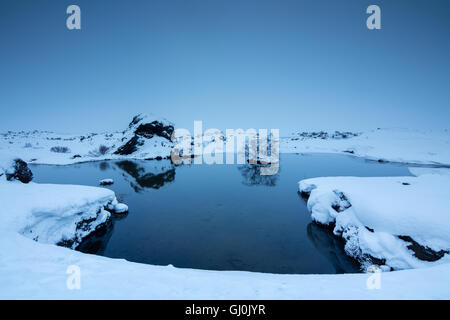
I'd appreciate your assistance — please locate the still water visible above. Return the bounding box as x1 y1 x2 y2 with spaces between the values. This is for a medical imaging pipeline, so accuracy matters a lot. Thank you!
30 153 412 274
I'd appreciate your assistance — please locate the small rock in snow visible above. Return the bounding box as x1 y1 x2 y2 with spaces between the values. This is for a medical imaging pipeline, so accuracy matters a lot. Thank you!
114 203 128 214
99 178 114 186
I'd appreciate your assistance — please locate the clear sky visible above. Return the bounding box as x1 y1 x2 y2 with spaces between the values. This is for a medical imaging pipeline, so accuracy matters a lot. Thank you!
1 0 449 134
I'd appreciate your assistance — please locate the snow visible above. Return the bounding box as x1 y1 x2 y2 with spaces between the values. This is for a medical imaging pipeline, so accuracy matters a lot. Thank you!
99 178 114 185
3 126 450 167
1 216 450 299
0 155 16 179
0 180 124 248
2 119 450 298
299 174 450 270
409 167 450 177
0 114 174 165
113 203 129 214
282 128 450 166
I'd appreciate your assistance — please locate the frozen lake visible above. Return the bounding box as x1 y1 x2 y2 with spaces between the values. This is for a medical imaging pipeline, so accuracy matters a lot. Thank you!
30 153 412 274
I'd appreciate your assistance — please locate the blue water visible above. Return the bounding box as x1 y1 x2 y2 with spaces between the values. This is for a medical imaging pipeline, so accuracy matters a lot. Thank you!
30 153 413 274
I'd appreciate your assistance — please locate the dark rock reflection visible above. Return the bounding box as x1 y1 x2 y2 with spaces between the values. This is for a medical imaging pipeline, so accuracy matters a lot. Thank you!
115 160 175 192
237 164 279 186
306 222 361 274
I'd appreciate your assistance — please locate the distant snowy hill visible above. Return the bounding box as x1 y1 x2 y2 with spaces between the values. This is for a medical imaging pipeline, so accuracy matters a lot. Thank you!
0 114 174 165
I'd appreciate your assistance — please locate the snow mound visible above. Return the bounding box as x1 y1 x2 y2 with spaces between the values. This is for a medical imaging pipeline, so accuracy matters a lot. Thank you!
299 174 450 270
0 180 126 249
113 203 129 214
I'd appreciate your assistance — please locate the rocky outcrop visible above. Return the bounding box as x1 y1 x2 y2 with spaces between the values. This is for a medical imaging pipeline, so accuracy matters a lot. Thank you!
114 114 174 156
5 158 33 183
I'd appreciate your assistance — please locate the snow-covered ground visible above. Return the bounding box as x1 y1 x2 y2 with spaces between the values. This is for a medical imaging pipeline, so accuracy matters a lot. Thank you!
282 128 450 166
2 118 450 299
0 175 449 299
2 228 450 299
2 120 450 168
0 114 174 166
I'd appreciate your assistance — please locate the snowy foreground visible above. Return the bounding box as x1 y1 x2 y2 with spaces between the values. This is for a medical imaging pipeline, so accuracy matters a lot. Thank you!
1 118 450 299
0 175 449 299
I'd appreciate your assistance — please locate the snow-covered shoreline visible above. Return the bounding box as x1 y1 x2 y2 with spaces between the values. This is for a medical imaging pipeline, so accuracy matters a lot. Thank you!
2 234 450 299
1 116 450 299
299 172 450 272
281 128 450 166
2 122 450 168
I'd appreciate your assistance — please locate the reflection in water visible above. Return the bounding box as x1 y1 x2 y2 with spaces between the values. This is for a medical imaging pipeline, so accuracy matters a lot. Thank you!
77 214 128 254
115 160 175 192
307 223 361 274
76 219 114 254
238 164 279 186
98 161 110 171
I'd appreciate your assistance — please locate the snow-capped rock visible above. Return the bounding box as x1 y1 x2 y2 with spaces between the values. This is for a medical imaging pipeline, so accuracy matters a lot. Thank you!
99 178 114 186
114 114 174 157
0 157 33 183
114 203 129 214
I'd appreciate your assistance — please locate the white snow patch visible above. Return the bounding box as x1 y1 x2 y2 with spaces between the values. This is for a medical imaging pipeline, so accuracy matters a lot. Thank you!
114 203 128 214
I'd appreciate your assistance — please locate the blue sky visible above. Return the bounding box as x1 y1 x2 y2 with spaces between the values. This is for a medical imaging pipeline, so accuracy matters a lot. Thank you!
1 0 449 134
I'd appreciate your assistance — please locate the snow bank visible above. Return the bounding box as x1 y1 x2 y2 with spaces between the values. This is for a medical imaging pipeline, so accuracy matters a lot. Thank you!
282 128 450 166
0 180 128 249
1 221 450 299
299 174 450 270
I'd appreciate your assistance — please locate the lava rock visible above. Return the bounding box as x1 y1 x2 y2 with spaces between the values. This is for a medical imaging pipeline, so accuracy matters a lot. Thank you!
6 158 33 183
114 135 143 155
134 121 174 140
99 178 114 186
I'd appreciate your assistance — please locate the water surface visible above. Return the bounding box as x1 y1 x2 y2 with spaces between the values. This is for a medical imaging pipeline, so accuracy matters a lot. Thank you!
31 153 412 274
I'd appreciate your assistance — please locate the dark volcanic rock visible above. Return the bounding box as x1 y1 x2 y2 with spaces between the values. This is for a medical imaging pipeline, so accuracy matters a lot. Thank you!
134 121 174 140
398 235 449 262
114 135 143 155
114 115 174 156
6 158 33 183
